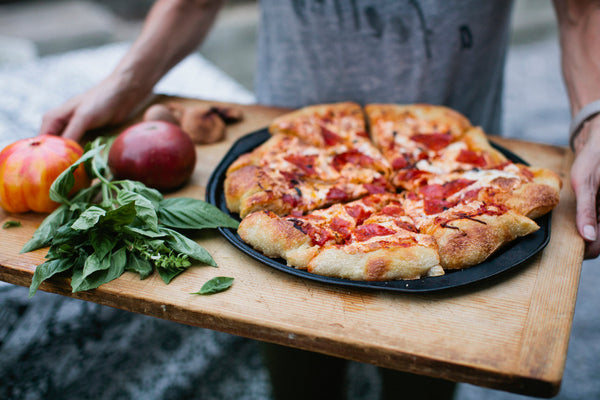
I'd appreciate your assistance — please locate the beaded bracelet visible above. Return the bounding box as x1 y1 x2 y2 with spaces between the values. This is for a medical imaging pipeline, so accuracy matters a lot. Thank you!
569 99 600 151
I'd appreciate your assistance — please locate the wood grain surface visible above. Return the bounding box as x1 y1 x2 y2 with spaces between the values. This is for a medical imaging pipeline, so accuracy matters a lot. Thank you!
0 97 584 397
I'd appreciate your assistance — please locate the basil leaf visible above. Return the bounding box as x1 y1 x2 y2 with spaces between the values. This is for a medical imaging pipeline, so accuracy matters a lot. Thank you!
101 201 137 228
126 253 153 279
71 247 127 292
3 220 21 229
28 257 73 297
157 267 185 285
90 230 117 260
83 136 112 180
21 204 71 253
71 206 106 231
81 252 108 280
49 145 104 204
124 226 167 239
160 227 217 267
117 190 158 232
158 198 239 230
119 181 163 207
50 224 86 249
193 276 234 295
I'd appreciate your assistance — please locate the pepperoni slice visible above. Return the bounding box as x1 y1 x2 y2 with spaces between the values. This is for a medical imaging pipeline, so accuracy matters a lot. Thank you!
419 178 475 199
418 184 445 199
326 187 350 202
394 220 418 233
281 193 301 207
284 154 318 176
423 198 455 215
456 149 486 167
392 155 409 169
381 203 405 217
519 165 534 180
321 126 344 146
330 216 352 240
364 183 387 194
308 227 335 246
290 219 334 246
396 168 428 183
332 150 374 171
345 204 371 225
354 224 396 241
411 133 452 152
279 170 301 187
460 187 483 201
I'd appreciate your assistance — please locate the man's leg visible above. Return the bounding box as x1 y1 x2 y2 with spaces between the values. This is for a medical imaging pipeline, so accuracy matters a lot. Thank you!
380 368 457 400
260 342 348 400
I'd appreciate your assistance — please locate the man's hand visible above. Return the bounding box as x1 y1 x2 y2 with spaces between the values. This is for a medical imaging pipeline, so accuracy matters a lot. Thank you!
39 0 224 142
571 118 600 258
40 74 149 142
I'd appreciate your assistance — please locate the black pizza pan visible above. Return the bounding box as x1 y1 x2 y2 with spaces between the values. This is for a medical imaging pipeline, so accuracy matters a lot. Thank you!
206 128 551 293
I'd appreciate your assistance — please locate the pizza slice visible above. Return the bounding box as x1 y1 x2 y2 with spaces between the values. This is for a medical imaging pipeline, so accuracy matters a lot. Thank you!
238 194 444 281
225 133 392 217
366 104 509 190
269 102 370 147
237 194 392 269
306 200 443 281
411 162 562 219
400 193 539 269
421 127 508 173
365 103 473 169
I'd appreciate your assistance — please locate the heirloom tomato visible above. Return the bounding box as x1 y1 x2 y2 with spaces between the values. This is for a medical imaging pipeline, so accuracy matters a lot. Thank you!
0 135 90 213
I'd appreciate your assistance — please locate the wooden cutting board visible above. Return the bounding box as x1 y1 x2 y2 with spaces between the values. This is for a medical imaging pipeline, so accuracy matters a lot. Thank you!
0 96 583 397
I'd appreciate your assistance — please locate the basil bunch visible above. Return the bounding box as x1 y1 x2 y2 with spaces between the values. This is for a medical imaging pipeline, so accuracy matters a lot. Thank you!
22 138 238 297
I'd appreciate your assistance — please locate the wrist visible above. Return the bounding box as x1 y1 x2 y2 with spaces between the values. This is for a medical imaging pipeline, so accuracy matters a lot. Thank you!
573 113 600 154
110 64 154 103
569 99 600 151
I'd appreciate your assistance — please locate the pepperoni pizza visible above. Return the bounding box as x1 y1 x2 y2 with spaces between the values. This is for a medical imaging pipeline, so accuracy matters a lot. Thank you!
225 102 562 281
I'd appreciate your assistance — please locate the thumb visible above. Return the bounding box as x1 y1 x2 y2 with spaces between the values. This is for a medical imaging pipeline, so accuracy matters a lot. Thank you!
572 169 598 241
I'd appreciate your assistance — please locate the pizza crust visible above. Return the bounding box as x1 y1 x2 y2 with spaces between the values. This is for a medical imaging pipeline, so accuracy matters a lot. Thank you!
238 211 320 269
422 209 539 269
307 242 443 281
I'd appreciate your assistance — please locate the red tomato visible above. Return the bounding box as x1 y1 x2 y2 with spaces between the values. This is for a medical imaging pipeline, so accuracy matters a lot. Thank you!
107 121 197 191
0 135 89 213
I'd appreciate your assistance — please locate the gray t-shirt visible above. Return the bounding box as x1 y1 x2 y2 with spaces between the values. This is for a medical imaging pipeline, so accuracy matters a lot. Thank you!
255 0 514 134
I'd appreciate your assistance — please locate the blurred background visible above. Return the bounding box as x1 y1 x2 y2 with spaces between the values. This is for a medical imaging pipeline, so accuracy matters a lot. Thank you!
1 1 598 400
0 0 557 92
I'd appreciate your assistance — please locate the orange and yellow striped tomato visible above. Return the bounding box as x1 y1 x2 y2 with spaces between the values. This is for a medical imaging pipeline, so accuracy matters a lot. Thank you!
0 135 90 213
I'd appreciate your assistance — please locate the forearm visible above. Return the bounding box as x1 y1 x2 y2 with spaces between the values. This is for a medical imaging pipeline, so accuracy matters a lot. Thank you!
553 0 600 150
110 0 225 98
553 0 600 256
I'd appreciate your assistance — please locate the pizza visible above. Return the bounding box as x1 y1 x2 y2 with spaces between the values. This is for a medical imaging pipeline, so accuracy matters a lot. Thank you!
224 102 562 281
